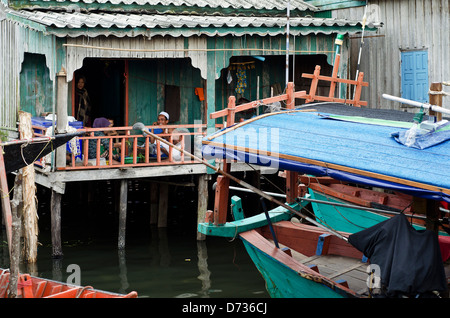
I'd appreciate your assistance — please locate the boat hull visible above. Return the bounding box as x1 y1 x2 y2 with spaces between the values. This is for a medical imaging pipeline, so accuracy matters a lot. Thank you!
241 234 347 298
309 188 393 233
239 222 364 298
308 187 447 235
0 269 137 298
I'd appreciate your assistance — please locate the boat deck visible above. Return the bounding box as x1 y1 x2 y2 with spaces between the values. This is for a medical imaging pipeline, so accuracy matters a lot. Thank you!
287 244 450 298
286 245 371 296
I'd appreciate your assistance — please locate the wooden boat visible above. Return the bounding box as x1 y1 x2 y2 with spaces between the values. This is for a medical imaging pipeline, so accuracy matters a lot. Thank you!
240 222 367 298
299 175 415 213
196 76 450 297
2 131 84 174
0 269 137 298
220 196 369 298
298 173 450 239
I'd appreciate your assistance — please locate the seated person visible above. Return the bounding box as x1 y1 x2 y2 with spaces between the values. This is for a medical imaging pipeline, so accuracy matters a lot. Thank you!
88 117 120 162
143 111 182 161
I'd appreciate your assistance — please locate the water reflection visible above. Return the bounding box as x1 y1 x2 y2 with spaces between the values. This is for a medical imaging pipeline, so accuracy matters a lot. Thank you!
118 249 129 294
197 241 211 297
1 225 268 298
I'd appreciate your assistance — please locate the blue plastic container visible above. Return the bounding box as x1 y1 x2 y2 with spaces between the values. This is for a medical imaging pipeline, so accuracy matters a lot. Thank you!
32 117 83 159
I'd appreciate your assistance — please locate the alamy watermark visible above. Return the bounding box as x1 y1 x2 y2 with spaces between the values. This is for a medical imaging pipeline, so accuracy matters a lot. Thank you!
197 120 281 171
66 264 81 286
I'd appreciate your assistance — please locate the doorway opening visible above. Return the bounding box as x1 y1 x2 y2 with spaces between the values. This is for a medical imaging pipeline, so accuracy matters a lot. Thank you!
73 59 126 127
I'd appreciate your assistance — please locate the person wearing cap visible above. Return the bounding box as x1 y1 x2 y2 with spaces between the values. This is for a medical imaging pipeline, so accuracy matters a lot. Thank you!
150 111 171 144
147 111 181 160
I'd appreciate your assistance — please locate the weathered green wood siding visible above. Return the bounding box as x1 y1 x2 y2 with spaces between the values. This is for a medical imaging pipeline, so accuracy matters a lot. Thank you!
213 34 338 116
20 53 53 117
128 59 204 126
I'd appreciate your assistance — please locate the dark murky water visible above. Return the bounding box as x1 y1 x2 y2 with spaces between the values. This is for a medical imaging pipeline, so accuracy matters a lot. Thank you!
0 180 269 298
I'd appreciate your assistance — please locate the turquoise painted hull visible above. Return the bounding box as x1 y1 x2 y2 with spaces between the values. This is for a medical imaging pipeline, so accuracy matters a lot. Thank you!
308 188 447 235
240 237 350 298
308 188 390 233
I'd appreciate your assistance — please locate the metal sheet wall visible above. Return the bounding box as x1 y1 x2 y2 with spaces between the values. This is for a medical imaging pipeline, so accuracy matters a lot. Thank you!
334 0 449 110
0 18 57 134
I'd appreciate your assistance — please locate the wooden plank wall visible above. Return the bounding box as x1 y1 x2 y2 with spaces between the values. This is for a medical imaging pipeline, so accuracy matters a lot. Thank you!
0 18 57 136
333 0 450 110
127 59 204 126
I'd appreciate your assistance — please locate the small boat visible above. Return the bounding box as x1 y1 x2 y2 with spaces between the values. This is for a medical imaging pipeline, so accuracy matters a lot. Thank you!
240 221 367 298
300 175 415 212
299 173 450 234
0 269 137 298
212 196 368 298
2 131 84 174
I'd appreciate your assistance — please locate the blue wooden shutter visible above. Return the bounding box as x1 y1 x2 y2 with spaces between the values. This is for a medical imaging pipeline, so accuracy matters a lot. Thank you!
401 50 429 103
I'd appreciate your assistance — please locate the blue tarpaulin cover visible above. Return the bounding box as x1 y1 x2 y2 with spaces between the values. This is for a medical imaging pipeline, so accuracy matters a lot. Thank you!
203 107 450 202
391 121 450 150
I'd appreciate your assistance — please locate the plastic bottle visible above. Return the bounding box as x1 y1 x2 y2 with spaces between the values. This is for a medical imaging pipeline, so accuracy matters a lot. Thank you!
404 107 424 147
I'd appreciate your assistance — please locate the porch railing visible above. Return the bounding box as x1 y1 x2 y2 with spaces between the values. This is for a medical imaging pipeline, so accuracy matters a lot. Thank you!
33 124 216 170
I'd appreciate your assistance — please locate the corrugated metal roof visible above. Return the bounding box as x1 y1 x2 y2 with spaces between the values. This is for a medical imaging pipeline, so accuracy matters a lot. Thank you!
13 0 318 12
7 9 380 37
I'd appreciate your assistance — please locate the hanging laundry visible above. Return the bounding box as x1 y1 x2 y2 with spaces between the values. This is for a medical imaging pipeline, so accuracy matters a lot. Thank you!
195 87 205 101
235 65 247 95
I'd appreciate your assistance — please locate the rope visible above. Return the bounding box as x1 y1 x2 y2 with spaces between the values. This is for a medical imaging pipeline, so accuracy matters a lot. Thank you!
76 286 94 298
308 175 367 230
19 138 53 167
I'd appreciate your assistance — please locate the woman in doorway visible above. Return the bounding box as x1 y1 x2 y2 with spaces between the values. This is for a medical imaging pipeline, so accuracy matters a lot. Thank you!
75 76 92 127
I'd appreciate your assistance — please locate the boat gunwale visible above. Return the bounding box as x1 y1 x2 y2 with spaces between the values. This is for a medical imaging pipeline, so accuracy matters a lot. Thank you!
239 223 364 298
0 269 137 298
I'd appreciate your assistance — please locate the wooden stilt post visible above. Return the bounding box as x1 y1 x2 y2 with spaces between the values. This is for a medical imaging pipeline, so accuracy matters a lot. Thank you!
9 171 23 298
197 174 209 240
158 183 168 228
50 190 63 258
213 96 235 226
118 179 128 249
429 82 443 122
0 145 12 257
426 82 444 233
149 182 158 225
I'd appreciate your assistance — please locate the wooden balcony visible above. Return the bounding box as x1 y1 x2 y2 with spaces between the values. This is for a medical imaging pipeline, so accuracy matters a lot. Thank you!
33 124 213 171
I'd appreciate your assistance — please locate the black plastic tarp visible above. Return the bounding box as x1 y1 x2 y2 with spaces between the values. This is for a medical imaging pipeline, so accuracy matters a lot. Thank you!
348 213 447 297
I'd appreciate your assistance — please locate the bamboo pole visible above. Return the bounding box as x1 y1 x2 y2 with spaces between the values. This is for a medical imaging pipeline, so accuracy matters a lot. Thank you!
132 122 348 241
63 44 333 54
